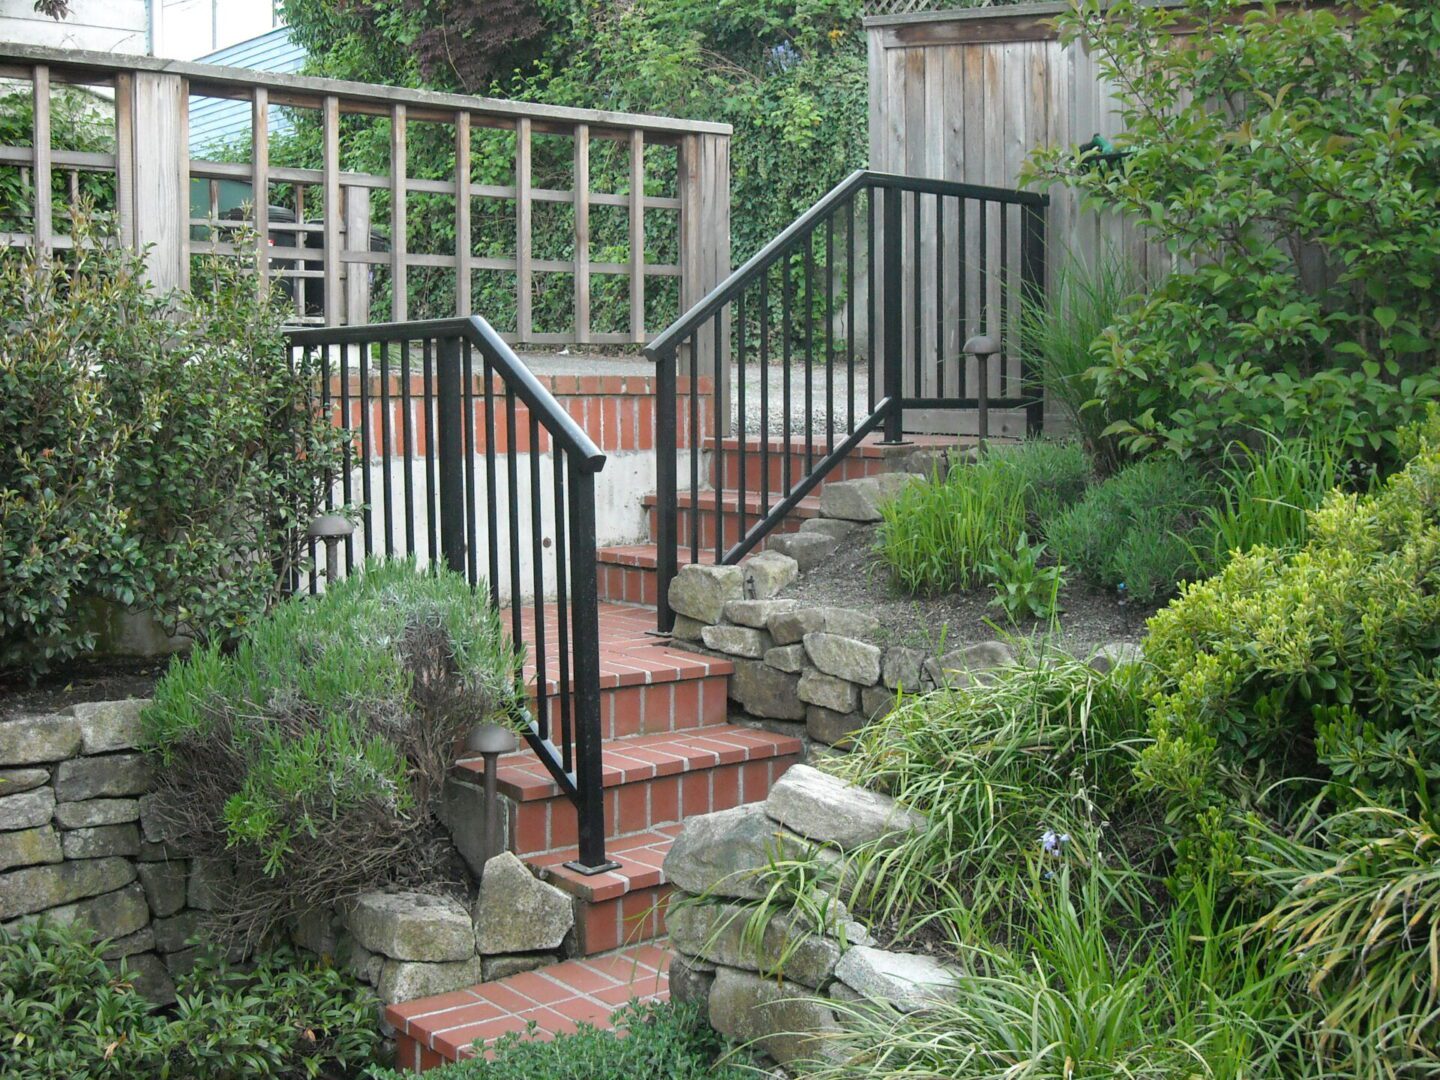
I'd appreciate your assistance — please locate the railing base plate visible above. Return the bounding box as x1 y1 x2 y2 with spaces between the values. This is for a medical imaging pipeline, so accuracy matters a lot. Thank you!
563 859 623 876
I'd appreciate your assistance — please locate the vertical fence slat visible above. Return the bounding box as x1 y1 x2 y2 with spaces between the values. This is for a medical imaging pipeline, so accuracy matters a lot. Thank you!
323 94 342 325
390 103 407 321
251 87 269 294
515 117 533 342
455 112 471 316
573 124 590 344
31 65 50 258
628 129 645 344
114 72 134 248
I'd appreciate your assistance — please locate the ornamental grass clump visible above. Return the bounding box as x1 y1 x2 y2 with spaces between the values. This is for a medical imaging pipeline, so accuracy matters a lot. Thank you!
143 560 524 948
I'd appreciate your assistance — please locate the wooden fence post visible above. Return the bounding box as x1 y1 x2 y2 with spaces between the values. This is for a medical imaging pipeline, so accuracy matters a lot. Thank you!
126 71 188 291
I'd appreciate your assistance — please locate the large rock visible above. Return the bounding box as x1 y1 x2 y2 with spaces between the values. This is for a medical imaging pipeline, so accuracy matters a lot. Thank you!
187 856 235 911
1088 641 1144 674
742 552 799 599
804 633 882 686
767 608 827 646
54 797 140 829
882 647 927 691
0 714 81 765
15 881 150 943
53 753 152 801
291 906 342 957
347 890 475 963
861 685 898 722
0 826 62 872
817 474 916 523
71 699 148 754
668 564 746 625
730 660 804 721
668 901 844 989
762 644 806 674
770 607 880 646
137 861 188 918
708 966 843 1067
669 954 717 1021
377 956 486 1005
670 614 708 642
701 624 772 659
833 946 963 1012
0 857 137 920
151 911 203 953
61 823 141 860
806 707 865 748
0 768 49 796
0 787 55 831
925 640 1015 688
723 599 798 629
481 953 554 981
119 952 176 1006
799 518 859 541
765 532 838 572
438 775 511 881
765 765 926 852
665 803 809 900
797 671 858 714
473 852 573 954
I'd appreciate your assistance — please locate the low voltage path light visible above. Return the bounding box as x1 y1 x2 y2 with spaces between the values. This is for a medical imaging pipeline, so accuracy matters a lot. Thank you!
465 722 519 869
307 513 355 585
962 334 1001 451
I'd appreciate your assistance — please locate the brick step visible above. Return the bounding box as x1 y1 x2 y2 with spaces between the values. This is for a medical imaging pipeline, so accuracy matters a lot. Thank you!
707 437 902 490
529 829 680 955
595 545 716 608
388 941 672 1070
459 724 802 855
643 488 822 552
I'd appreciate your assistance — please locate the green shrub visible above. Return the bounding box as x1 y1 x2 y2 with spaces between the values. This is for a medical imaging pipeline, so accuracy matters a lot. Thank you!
988 439 1092 525
1195 435 1355 576
1019 253 1140 475
1140 418 1440 845
0 211 347 677
1029 0 1440 467
0 922 382 1079
143 560 524 945
982 533 1065 623
1044 457 1210 604
366 1000 746 1080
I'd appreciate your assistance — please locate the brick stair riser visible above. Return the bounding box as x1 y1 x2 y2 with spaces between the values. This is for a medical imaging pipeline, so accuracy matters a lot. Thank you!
575 883 672 956
714 447 893 490
512 752 796 855
596 562 661 607
648 504 804 553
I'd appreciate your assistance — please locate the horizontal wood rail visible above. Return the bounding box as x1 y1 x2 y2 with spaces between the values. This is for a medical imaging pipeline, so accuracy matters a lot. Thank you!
0 43 731 346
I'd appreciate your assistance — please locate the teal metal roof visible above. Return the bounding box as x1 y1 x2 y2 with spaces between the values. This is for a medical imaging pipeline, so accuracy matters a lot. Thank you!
189 27 306 155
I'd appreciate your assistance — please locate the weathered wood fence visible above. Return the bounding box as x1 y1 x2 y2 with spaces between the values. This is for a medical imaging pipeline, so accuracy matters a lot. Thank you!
0 43 731 345
866 1 1168 281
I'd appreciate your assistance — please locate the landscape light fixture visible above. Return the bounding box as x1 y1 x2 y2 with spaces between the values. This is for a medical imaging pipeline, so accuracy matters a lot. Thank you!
306 513 354 585
962 334 1000 450
464 722 519 868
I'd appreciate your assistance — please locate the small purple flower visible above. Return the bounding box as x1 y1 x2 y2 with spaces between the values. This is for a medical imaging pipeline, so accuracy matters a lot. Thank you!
767 41 801 72
1040 829 1070 857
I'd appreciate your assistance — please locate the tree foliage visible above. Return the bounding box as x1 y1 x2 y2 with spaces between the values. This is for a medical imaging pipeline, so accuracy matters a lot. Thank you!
1029 0 1440 468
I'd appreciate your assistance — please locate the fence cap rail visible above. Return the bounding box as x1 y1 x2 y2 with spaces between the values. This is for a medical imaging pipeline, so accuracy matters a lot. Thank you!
287 315 607 473
0 42 732 139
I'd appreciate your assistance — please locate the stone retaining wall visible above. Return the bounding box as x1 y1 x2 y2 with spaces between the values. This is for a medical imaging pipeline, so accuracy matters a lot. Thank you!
662 763 964 1069
668 472 1141 753
0 700 580 1008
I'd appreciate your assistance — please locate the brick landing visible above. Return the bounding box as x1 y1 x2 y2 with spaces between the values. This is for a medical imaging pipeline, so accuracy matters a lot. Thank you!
388 942 671 1070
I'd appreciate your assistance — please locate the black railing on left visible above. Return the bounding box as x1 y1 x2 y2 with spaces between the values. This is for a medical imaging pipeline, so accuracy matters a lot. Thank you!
647 171 1048 631
286 315 616 874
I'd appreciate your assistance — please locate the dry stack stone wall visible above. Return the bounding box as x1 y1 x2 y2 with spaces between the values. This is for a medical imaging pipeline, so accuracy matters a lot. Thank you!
0 699 196 1004
663 763 965 1069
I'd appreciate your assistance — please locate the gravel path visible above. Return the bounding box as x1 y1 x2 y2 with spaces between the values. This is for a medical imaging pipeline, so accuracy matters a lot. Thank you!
729 363 874 436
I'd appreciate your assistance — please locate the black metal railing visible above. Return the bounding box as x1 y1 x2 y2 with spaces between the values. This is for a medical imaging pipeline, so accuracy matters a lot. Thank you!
646 170 1047 630
286 315 615 874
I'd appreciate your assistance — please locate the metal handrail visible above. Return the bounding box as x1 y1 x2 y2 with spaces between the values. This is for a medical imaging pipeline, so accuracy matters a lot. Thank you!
286 314 614 873
647 171 1049 630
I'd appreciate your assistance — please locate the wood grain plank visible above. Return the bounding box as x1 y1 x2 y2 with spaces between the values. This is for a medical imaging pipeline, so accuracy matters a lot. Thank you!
252 86 269 293
31 65 50 256
573 123 590 343
515 116 532 341
455 110 471 314
628 128 645 343
390 102 407 321
323 94 342 324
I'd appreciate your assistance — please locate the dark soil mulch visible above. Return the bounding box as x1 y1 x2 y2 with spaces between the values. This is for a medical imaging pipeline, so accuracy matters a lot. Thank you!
779 525 1158 659
0 656 170 719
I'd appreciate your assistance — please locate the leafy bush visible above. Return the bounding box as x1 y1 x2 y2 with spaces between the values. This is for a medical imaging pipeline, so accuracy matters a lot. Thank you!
1195 435 1355 576
1019 253 1140 475
1030 0 1440 466
143 560 524 945
982 533 1064 623
1044 457 1210 604
0 922 382 1079
0 211 347 677
1140 418 1440 846
367 1000 745 1080
987 439 1092 526
876 459 1027 595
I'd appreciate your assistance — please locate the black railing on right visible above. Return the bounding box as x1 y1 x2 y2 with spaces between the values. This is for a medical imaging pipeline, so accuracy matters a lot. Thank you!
646 171 1047 631
286 315 615 875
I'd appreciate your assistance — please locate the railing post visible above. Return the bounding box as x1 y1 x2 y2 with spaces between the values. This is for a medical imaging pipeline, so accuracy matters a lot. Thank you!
1020 200 1048 436
564 463 616 874
436 335 467 574
881 184 907 445
654 347 679 633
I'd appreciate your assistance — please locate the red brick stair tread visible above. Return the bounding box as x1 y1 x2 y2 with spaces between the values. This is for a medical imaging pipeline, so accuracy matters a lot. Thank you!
528 826 679 903
388 942 671 1066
